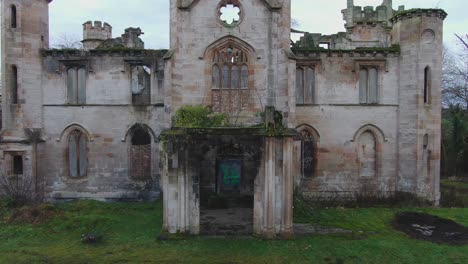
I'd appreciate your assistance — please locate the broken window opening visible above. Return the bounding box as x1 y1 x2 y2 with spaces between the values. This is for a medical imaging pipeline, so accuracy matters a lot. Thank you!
13 155 23 175
359 67 378 104
296 66 315 105
130 125 151 180
11 5 17 29
68 130 88 178
131 65 151 105
67 67 87 104
11 65 18 104
319 43 330 49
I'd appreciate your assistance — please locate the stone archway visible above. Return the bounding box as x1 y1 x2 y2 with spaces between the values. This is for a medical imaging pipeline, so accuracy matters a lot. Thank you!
161 128 295 238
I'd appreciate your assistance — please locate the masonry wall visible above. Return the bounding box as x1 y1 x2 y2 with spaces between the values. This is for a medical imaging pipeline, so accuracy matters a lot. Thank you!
38 53 165 200
293 53 399 196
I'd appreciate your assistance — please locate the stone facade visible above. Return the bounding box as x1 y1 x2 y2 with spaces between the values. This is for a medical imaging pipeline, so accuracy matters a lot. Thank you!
1 0 446 237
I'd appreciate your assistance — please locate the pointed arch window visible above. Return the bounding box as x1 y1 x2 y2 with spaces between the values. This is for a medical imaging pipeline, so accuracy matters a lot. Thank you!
11 5 17 29
212 46 249 90
300 129 318 178
358 131 377 177
68 130 88 178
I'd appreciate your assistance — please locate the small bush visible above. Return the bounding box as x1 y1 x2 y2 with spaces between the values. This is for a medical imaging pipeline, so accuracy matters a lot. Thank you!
0 175 34 207
81 233 103 244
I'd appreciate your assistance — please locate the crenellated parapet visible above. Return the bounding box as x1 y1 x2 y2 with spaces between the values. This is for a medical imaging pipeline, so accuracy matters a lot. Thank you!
342 0 394 31
82 21 112 50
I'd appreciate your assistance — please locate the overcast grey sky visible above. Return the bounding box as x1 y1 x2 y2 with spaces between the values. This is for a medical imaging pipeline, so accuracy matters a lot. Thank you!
44 0 468 52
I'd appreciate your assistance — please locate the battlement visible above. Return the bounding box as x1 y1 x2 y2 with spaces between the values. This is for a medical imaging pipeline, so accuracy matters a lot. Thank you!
342 0 395 29
83 21 112 41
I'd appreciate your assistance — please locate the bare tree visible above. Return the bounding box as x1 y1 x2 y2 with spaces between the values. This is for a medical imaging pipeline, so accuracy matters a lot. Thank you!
442 34 468 110
52 33 83 49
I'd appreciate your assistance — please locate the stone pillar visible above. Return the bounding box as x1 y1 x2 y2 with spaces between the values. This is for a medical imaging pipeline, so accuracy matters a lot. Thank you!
254 137 294 238
161 142 199 234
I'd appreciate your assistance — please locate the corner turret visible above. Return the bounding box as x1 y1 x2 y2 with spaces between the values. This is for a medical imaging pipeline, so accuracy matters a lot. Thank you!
82 21 113 50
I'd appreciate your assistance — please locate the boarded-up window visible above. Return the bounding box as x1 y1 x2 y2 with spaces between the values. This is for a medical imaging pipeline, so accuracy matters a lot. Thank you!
222 64 230 89
13 155 23 175
296 66 315 104
68 130 87 178
131 66 151 105
212 65 220 88
424 66 431 104
130 125 151 180
241 65 248 89
11 5 17 28
359 67 378 104
11 65 18 104
231 65 239 89
301 129 317 178
358 131 376 177
67 67 86 104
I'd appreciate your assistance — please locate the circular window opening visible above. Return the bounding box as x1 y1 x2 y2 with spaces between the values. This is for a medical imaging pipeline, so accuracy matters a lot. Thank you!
218 1 243 27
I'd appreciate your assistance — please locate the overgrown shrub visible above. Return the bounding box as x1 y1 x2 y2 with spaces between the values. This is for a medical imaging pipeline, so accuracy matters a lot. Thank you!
173 105 226 128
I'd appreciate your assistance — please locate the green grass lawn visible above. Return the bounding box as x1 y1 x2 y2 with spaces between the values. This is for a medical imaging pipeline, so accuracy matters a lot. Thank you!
1 194 467 263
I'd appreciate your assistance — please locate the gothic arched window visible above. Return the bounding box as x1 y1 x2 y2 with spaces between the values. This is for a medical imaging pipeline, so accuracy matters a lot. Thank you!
68 130 88 178
358 131 376 177
300 129 317 178
212 46 249 90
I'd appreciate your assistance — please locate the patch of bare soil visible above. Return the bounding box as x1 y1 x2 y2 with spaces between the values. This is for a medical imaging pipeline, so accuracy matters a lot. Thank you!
393 212 468 245
6 204 59 225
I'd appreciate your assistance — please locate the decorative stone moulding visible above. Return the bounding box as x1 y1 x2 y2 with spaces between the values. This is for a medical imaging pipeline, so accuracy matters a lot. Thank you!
389 9 447 24
177 0 282 10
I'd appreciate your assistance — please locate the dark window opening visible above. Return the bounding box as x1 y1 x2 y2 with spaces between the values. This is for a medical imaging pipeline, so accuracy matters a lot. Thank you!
11 5 17 28
300 130 317 178
424 66 431 104
131 126 151 145
11 65 18 104
13 155 23 175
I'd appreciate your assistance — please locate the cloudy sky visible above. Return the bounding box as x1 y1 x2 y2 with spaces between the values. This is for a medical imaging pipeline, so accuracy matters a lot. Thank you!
45 0 467 52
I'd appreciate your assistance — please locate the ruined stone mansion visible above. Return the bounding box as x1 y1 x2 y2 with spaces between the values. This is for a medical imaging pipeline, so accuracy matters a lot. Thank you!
1 0 446 237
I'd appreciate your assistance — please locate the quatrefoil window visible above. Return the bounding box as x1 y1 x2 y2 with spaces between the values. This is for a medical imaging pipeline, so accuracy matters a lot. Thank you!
218 1 243 27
